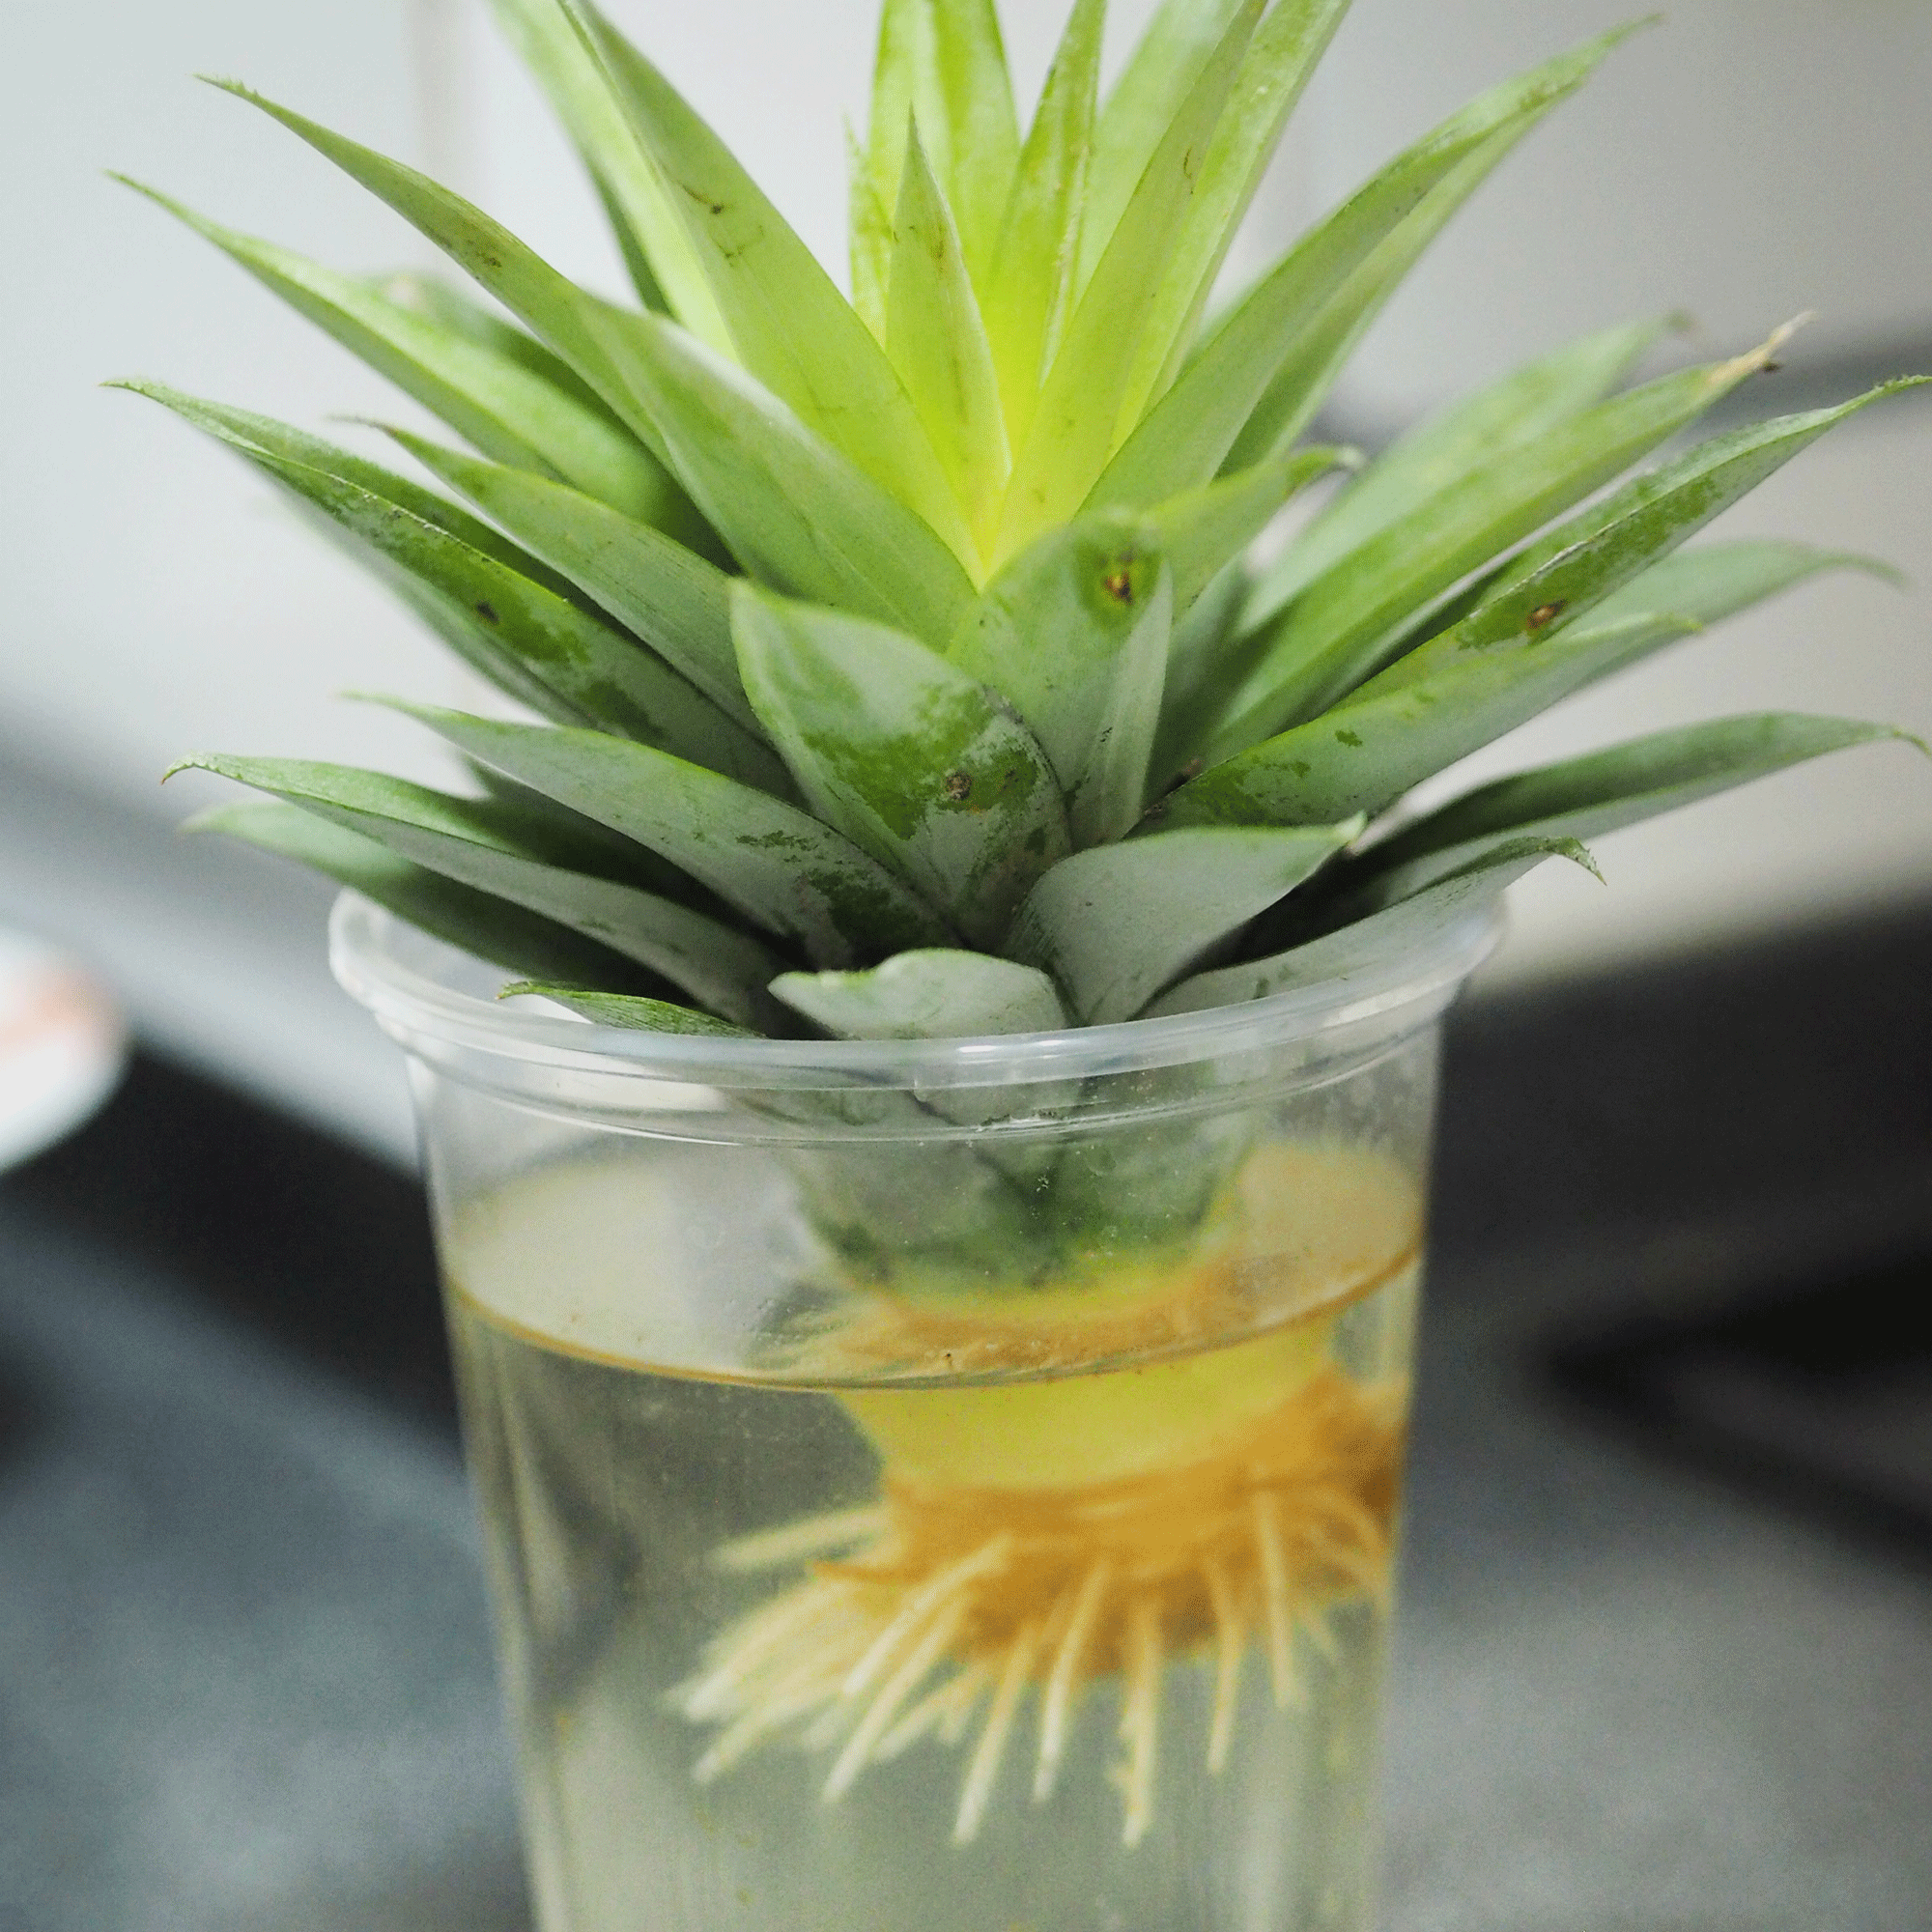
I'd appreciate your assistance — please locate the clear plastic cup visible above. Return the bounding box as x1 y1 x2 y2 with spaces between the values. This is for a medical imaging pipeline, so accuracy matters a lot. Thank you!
333 893 1496 1932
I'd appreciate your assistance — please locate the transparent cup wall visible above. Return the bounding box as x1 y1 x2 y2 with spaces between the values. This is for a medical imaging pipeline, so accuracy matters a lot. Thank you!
335 897 1492 1932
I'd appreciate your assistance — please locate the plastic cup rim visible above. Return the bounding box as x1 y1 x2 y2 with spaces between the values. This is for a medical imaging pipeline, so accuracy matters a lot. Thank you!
328 892 1501 1095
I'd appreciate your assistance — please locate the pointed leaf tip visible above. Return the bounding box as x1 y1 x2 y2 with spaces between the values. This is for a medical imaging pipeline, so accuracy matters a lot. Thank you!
1009 818 1362 1023
498 982 758 1037
1549 836 1605 884
731 584 1067 944
770 951 1069 1042
1352 711 1919 911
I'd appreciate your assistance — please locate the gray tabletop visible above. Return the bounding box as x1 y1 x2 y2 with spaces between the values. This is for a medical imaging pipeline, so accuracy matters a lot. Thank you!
3 908 1929 1929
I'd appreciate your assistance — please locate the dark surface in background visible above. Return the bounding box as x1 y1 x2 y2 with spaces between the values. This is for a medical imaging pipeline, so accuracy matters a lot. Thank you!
1552 1254 1932 1562
1438 897 1932 1571
9 1056 451 1433
1435 897 1931 1264
2 899 1928 1929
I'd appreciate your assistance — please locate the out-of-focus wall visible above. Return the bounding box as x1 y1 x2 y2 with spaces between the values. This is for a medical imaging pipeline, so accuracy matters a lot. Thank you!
1304 0 1932 431
0 1 473 812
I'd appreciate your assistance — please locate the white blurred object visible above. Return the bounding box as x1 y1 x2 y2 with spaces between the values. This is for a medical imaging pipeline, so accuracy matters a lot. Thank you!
0 931 127 1173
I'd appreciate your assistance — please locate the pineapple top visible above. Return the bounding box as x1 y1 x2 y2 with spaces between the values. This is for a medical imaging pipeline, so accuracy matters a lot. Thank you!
125 0 1922 1045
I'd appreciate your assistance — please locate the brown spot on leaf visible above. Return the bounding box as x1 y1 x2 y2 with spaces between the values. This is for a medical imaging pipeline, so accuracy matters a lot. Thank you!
944 771 974 803
1525 601 1567 632
676 178 726 216
1101 561 1136 606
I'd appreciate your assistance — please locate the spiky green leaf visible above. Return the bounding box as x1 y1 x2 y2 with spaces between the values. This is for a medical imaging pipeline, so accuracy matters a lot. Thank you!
1354 713 1924 904
205 80 690 469
587 302 979 648
849 125 898 343
121 180 689 527
1008 820 1360 1023
1150 558 1259 786
948 515 1172 846
385 429 755 731
1383 384 1926 686
125 383 785 786
886 125 1010 542
373 270 622 416
1147 835 1593 1016
1116 0 1352 429
867 0 952 217
500 982 756 1034
1094 31 1635 515
487 0 728 338
1208 331 1795 756
117 382 561 579
1150 445 1349 613
173 756 786 1026
995 0 1264 559
1264 316 1676 613
866 1 1020 282
936 0 1023 285
567 1 979 568
1575 539 1903 632
1160 612 1702 830
189 798 655 992
455 752 734 913
732 586 1067 945
980 0 1104 449
771 950 1068 1040
387 703 952 966
1077 0 1248 290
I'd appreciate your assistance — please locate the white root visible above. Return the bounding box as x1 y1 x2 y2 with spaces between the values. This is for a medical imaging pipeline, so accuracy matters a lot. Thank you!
824 1594 972 1802
953 1619 1045 1845
711 1504 891 1574
842 1535 1012 1703
1251 1491 1303 1710
1034 1558 1111 1804
1204 1556 1244 1776
694 1646 856 1783
874 1660 991 1762
682 1367 1403 1840
1319 1492 1393 1609
677 1582 857 1719
1116 1596 1163 1850
1301 1523 1384 1612
937 1661 994 1746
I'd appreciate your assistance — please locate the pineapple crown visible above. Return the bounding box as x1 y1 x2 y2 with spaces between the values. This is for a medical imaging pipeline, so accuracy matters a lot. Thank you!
122 0 1923 1043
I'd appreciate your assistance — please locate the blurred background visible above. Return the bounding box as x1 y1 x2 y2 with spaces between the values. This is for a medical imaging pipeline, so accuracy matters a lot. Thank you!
2 2 1928 1927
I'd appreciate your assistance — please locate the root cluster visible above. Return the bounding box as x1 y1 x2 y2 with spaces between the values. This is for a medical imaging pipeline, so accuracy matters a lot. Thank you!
677 1366 1404 1848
